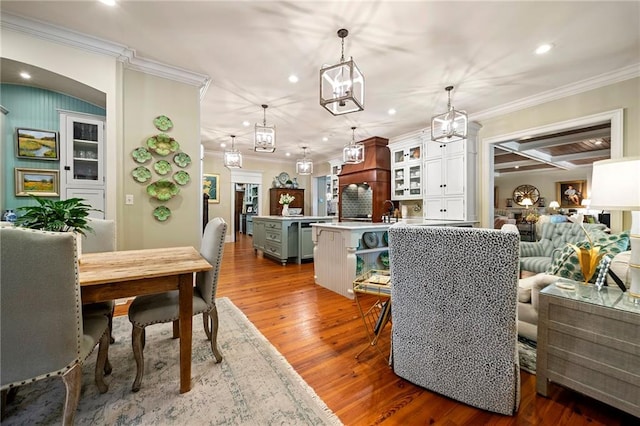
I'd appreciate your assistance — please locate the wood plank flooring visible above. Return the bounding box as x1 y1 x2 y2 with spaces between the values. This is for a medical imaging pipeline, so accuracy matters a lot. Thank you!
116 233 637 425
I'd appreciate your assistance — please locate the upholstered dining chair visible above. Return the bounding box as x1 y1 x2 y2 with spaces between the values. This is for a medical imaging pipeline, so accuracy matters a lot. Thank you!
0 226 110 424
82 218 117 343
127 217 227 392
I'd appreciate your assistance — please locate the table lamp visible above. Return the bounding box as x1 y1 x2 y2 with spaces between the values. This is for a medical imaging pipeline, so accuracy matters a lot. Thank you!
590 157 640 300
549 200 560 214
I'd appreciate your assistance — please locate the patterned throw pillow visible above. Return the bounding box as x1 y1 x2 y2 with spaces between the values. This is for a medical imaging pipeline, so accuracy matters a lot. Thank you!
546 231 630 283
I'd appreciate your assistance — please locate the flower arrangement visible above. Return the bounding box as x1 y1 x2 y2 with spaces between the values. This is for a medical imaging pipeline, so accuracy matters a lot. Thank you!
568 213 604 284
525 212 539 223
279 193 295 205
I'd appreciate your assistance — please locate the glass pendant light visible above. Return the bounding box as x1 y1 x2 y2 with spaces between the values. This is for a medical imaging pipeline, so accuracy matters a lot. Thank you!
254 104 276 152
320 28 364 116
223 135 242 169
343 126 364 164
431 85 468 143
296 146 313 175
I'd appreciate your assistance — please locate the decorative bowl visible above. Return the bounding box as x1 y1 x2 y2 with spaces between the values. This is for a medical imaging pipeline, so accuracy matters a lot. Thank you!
147 134 180 156
147 180 180 201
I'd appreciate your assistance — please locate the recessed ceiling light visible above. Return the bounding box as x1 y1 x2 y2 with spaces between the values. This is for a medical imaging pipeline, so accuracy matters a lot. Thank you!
98 0 116 6
19 71 31 80
220 143 226 148
535 43 553 55
388 108 397 116
595 140 602 145
514 165 520 169
285 152 291 157
242 120 250 127
288 75 299 83
322 137 328 142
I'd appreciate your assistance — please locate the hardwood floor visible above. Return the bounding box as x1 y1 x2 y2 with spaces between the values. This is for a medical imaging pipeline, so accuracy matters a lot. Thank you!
116 233 637 425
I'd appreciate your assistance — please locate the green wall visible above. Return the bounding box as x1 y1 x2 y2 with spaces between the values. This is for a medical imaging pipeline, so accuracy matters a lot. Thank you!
0 83 105 213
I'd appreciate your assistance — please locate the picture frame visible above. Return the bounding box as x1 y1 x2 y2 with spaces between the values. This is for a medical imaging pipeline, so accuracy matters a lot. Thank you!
246 206 254 213
556 180 586 208
203 173 220 204
15 167 60 197
16 128 59 160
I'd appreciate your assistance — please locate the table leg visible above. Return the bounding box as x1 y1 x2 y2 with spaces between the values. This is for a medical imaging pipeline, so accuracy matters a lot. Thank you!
178 273 193 393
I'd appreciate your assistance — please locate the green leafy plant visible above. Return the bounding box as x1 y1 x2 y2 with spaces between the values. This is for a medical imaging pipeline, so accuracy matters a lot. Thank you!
15 196 99 236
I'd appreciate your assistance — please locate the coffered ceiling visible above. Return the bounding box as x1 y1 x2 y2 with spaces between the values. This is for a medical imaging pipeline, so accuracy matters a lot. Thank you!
1 1 639 167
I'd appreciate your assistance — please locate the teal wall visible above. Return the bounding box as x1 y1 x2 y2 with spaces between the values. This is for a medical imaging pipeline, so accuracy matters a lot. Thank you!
1 83 105 213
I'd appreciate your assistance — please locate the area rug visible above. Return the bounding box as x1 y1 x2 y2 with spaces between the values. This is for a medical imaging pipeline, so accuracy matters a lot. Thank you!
2 297 343 425
518 336 537 374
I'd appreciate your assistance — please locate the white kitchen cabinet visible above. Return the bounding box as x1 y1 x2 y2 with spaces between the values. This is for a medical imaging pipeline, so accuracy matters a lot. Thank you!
59 112 105 217
389 136 423 200
423 122 480 221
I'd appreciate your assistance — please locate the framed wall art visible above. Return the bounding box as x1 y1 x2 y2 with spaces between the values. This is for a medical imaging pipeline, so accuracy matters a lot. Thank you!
203 173 220 203
15 167 60 197
556 180 586 208
16 128 59 160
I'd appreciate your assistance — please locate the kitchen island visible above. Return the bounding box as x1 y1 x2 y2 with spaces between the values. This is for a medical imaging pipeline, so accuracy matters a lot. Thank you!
312 220 475 298
253 216 334 265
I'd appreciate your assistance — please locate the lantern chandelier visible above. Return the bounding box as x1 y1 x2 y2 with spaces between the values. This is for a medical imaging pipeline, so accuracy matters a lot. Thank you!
431 85 468 143
320 28 364 116
223 135 242 169
295 146 313 175
343 126 364 164
254 104 276 153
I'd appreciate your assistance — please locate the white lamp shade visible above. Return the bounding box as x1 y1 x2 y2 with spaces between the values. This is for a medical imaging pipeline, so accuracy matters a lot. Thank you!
549 201 560 209
296 158 313 175
590 157 640 210
522 197 533 207
320 58 364 116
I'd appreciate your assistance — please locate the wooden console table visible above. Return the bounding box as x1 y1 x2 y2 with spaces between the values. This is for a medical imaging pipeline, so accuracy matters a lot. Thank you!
537 280 640 417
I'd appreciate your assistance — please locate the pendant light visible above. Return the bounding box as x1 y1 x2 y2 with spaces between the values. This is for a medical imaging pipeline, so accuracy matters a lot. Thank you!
343 126 364 164
254 104 276 152
296 146 313 175
223 135 242 169
431 85 468 143
320 28 364 116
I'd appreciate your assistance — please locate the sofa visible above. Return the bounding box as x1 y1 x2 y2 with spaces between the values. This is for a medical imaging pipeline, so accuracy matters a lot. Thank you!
519 222 607 273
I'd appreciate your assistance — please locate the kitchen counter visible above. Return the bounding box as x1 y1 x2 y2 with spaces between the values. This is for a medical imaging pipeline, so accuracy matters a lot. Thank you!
312 219 475 298
252 216 334 265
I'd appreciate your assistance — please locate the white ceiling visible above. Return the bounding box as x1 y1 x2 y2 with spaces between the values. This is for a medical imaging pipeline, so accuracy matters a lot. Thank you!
1 0 639 164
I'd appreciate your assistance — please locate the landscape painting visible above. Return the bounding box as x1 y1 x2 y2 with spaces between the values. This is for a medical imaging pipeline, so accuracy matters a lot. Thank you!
15 168 60 197
16 128 59 160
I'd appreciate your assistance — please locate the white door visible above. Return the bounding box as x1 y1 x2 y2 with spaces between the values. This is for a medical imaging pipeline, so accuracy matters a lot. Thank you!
66 188 105 218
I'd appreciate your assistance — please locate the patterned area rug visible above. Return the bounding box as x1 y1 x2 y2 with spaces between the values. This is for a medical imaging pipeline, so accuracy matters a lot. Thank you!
518 336 537 375
2 297 342 425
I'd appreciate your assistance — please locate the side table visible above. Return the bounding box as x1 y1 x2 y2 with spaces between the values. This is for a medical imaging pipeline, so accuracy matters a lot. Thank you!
537 280 640 417
517 222 536 242
352 270 392 360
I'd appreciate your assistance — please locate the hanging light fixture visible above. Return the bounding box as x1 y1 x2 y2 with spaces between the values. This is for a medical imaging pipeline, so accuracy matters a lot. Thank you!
431 85 468 143
296 146 313 175
254 104 276 153
223 135 242 169
320 28 364 116
343 126 364 164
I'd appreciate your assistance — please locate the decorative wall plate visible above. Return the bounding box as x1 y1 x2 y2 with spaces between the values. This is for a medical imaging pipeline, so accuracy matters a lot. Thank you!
153 160 172 175
173 170 190 185
147 134 180 156
173 152 191 168
277 172 290 185
378 251 390 268
147 180 180 201
513 184 540 206
153 206 171 221
383 231 389 246
153 115 173 132
356 255 365 275
132 166 152 183
132 147 152 164
363 232 379 249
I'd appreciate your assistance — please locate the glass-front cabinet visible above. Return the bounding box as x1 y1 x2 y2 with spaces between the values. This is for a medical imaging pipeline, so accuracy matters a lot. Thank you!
389 138 422 200
64 115 104 186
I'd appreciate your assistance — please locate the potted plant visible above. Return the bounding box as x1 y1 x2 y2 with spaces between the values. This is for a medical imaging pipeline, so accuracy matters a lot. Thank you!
15 196 97 235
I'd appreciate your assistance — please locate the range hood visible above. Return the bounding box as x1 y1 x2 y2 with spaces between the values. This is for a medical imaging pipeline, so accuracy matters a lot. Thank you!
338 136 391 223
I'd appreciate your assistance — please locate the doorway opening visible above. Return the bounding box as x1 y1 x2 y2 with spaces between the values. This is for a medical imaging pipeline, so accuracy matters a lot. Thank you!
228 169 262 243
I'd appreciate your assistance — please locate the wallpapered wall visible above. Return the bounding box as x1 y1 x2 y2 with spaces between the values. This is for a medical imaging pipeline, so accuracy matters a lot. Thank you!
0 83 105 213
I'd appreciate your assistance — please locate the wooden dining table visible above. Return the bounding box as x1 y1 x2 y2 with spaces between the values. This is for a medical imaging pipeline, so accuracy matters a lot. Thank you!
79 246 212 394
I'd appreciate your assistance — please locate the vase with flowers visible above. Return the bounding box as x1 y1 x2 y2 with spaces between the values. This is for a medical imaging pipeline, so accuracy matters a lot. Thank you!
568 213 604 297
279 193 295 216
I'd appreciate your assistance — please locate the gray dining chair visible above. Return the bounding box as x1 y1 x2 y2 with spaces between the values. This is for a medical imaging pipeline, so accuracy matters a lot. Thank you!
127 217 227 392
0 226 110 424
82 218 117 344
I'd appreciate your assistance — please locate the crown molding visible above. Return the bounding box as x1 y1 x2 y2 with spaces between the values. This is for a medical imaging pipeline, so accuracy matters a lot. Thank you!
470 64 640 122
1 12 211 98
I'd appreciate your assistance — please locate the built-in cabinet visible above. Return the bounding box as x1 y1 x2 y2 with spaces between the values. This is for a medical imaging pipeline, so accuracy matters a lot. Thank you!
243 184 259 212
325 160 341 215
423 123 480 221
389 138 423 200
59 112 105 218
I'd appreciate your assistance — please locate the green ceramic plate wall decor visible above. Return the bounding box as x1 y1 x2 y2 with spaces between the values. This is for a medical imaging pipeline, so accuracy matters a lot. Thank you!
147 180 180 201
153 115 173 132
173 152 192 168
132 147 152 164
173 170 190 185
147 134 180 156
132 166 152 183
153 206 171 221
154 160 172 175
